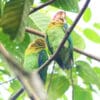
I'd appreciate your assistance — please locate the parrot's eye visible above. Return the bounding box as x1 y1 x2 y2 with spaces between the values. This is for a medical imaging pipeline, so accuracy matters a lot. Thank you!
35 39 45 48
59 18 64 23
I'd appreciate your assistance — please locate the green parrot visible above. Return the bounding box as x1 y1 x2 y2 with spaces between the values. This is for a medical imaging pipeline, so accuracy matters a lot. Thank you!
24 38 48 83
46 11 73 69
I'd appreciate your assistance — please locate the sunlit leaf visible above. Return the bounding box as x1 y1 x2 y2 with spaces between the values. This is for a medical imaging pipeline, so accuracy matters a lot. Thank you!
0 0 3 17
83 28 100 43
15 92 27 100
83 8 92 22
0 74 4 81
9 79 21 93
93 23 100 29
1 0 33 41
57 94 68 100
66 16 73 25
76 61 100 89
0 69 10 75
71 31 85 59
48 74 69 100
27 11 51 40
0 29 30 62
93 67 100 78
74 85 93 100
41 0 79 12
29 11 50 33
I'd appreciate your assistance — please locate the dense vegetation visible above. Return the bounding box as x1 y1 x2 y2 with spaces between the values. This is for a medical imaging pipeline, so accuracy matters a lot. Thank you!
0 0 100 100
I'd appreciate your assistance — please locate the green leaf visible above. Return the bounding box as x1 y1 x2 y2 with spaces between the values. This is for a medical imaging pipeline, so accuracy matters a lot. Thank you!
16 92 26 100
83 8 92 22
48 74 69 100
0 0 3 24
0 57 12 76
0 69 10 75
9 79 21 93
0 29 30 62
83 28 100 43
0 97 3 100
29 11 50 33
74 85 93 100
76 61 100 89
71 31 85 59
66 16 73 25
93 67 100 78
41 0 79 13
1 0 33 41
93 23 100 29
58 94 68 100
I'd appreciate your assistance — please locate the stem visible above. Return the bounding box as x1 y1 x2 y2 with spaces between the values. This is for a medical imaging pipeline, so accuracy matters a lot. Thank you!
47 62 55 92
70 68 74 100
10 88 24 100
29 0 56 14
74 48 100 62
0 77 16 85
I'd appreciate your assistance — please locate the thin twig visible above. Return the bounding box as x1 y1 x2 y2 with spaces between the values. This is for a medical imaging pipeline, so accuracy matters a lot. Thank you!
70 68 74 100
29 0 56 14
10 88 24 100
74 47 100 62
0 77 16 85
47 62 55 92
37 0 90 72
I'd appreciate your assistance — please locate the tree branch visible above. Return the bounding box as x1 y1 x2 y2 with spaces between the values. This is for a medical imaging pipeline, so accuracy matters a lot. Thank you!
0 77 16 85
10 88 24 100
70 67 74 100
35 0 90 72
0 43 47 100
74 47 100 62
25 27 45 38
26 26 100 62
29 0 56 14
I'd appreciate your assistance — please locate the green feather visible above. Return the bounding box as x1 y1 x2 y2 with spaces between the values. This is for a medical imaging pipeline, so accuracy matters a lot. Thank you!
23 38 48 82
38 50 48 82
46 12 73 69
24 53 39 72
47 25 65 52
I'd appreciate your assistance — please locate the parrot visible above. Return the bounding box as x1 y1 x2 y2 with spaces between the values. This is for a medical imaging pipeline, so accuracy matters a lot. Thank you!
23 38 48 83
46 11 73 70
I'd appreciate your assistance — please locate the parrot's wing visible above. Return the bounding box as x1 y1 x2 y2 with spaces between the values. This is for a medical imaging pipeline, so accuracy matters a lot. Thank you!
55 37 73 69
65 36 73 69
46 25 65 52
63 23 68 32
60 46 73 69
38 49 48 82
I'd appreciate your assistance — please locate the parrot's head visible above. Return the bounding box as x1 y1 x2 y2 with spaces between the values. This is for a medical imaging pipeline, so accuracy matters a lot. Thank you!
48 11 66 28
53 11 66 24
25 38 46 56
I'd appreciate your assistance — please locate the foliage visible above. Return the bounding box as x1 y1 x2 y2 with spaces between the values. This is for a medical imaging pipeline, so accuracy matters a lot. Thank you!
0 0 33 41
83 28 100 43
0 0 100 100
83 8 92 22
41 0 79 12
